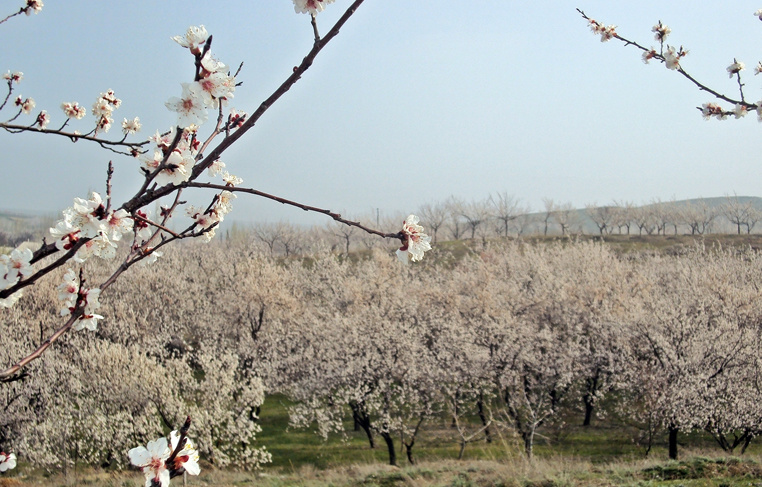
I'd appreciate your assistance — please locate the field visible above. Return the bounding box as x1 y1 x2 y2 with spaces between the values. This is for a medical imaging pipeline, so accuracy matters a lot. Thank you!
8 396 762 486
6 235 762 486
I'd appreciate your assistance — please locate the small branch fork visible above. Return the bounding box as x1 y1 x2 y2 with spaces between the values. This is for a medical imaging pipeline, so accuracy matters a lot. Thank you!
576 8 758 112
0 0 406 381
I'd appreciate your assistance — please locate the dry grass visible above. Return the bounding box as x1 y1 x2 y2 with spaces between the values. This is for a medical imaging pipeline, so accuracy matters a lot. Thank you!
9 452 762 487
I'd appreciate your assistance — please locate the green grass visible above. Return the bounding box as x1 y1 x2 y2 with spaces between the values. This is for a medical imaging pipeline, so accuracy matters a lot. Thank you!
8 393 762 485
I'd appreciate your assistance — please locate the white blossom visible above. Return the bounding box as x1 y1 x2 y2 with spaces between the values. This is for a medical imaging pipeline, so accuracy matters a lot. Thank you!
172 25 209 54
61 102 86 119
3 71 22 83
727 59 745 78
169 431 201 476
24 0 42 15
396 214 432 263
128 437 171 487
122 117 142 135
221 171 242 186
165 82 208 128
293 0 335 15
0 452 16 472
652 21 670 42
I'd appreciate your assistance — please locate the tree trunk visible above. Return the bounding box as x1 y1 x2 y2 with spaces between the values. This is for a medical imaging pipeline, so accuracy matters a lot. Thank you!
668 425 679 460
350 403 375 449
404 437 415 465
582 394 594 427
477 397 492 443
522 429 534 459
380 432 397 466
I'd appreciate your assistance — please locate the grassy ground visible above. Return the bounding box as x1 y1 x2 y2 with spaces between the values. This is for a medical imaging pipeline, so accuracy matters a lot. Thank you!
7 396 762 486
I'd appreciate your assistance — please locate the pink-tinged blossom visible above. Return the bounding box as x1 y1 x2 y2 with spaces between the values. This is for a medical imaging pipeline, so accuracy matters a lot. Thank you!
3 71 22 84
74 287 103 331
293 0 335 15
129 438 171 487
57 268 78 312
14 96 35 115
652 21 670 42
734 104 748 119
95 114 113 134
221 171 242 186
74 234 118 263
61 102 86 119
133 210 154 243
197 72 236 107
727 59 745 78
24 0 43 15
68 192 106 238
186 205 219 230
142 148 194 187
169 431 201 476
149 128 178 151
49 218 80 250
35 110 50 128
207 159 226 177
395 214 432 264
165 82 208 128
92 90 121 116
755 8 762 20
1 248 34 286
213 190 236 218
104 209 134 241
122 117 142 135
172 25 209 55
701 102 726 120
200 52 228 75
642 48 657 64
664 45 686 70
587 19 616 42
0 452 17 472
227 109 246 129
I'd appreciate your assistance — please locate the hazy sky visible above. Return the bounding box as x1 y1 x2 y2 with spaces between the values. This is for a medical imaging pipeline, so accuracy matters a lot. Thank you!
2 1 761 227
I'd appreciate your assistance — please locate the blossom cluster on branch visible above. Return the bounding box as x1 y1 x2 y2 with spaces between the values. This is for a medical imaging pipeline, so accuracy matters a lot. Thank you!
579 8 762 121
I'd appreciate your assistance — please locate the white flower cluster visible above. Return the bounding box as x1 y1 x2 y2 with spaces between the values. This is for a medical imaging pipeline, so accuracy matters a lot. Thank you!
166 26 236 129
664 45 687 70
61 101 86 120
24 0 43 15
128 431 200 487
293 0 336 15
91 89 121 134
14 95 34 115
652 21 671 42
57 269 103 331
186 190 237 242
49 192 133 264
727 59 745 78
2 70 22 84
0 452 16 472
0 248 33 308
588 18 617 42
140 127 197 187
395 214 432 264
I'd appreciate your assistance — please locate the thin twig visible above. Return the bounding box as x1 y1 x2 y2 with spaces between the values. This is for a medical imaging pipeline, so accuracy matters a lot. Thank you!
185 181 405 242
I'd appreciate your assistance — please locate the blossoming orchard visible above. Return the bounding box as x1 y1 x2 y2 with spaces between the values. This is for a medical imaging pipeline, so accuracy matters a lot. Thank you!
0 0 430 484
5 1 762 485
